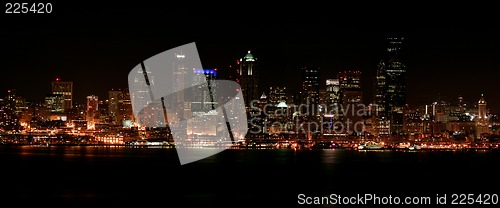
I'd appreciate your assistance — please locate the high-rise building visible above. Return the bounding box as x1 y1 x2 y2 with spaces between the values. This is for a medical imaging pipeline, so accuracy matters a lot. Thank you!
5 89 17 113
130 64 163 127
192 69 217 112
325 78 341 119
86 95 98 129
98 100 109 124
237 51 259 107
109 89 133 125
385 37 406 107
476 94 489 138
52 78 73 111
339 70 363 135
375 37 407 135
109 89 122 124
0 89 20 129
375 60 387 118
119 90 134 125
173 52 187 112
300 66 320 117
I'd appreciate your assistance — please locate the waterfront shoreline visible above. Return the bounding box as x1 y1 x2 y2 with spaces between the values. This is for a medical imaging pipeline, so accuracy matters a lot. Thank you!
0 143 498 152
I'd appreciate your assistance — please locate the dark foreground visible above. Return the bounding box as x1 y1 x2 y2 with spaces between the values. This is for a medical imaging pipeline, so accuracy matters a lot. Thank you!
1 146 499 207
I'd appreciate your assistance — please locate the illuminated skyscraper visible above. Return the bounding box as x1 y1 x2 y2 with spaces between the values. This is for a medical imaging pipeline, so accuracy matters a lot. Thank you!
375 37 406 135
110 89 134 126
192 69 217 112
339 70 363 135
52 78 73 112
325 79 341 121
86 95 98 129
131 65 164 127
187 68 219 136
0 89 20 129
476 94 489 138
323 79 341 133
5 89 17 113
109 89 122 124
300 66 320 117
237 51 259 107
173 52 186 112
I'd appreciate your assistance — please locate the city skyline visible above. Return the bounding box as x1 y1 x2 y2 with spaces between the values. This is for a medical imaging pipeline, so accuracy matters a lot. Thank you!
2 3 500 113
3 41 497 139
0 36 498 113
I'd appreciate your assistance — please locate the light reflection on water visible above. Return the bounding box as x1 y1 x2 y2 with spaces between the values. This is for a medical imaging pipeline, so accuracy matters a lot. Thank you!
1 146 499 207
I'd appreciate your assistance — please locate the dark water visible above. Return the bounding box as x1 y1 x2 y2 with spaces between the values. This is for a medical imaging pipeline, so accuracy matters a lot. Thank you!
1 146 499 207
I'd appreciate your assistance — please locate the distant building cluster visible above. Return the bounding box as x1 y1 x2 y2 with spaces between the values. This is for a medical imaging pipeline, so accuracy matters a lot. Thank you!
230 38 499 142
0 78 133 130
0 79 135 141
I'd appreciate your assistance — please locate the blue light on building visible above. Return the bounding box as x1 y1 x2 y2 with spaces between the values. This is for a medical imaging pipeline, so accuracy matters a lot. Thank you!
193 69 217 77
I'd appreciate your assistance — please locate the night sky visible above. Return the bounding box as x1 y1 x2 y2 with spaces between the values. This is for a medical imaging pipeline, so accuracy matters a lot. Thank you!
2 2 500 112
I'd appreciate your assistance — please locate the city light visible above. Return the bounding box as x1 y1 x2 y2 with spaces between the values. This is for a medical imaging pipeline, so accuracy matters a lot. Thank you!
0 37 498 150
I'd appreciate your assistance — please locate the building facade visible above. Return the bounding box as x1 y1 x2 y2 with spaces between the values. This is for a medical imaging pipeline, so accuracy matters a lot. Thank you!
52 79 73 112
237 51 259 107
374 37 407 136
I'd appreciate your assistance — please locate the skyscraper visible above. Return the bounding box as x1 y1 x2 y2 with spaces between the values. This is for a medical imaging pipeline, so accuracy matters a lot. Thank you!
237 51 259 107
192 69 217 112
173 52 187 112
324 79 341 133
52 78 73 112
325 79 341 119
130 65 160 127
86 95 98 129
375 37 407 135
109 89 134 126
119 90 134 125
300 66 320 117
339 70 363 135
1 89 20 129
385 37 406 107
476 94 489 138
109 89 122 124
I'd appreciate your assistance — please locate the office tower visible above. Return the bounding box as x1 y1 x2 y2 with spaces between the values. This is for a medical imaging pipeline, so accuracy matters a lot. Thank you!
192 69 217 112
109 89 122 124
339 70 363 135
130 64 162 127
188 68 219 136
0 89 20 129
325 79 341 116
52 78 73 111
237 51 259 107
324 79 342 133
5 89 17 113
119 90 134 125
476 94 489 138
300 66 320 117
173 52 186 112
86 95 98 129
109 89 134 125
375 37 406 135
